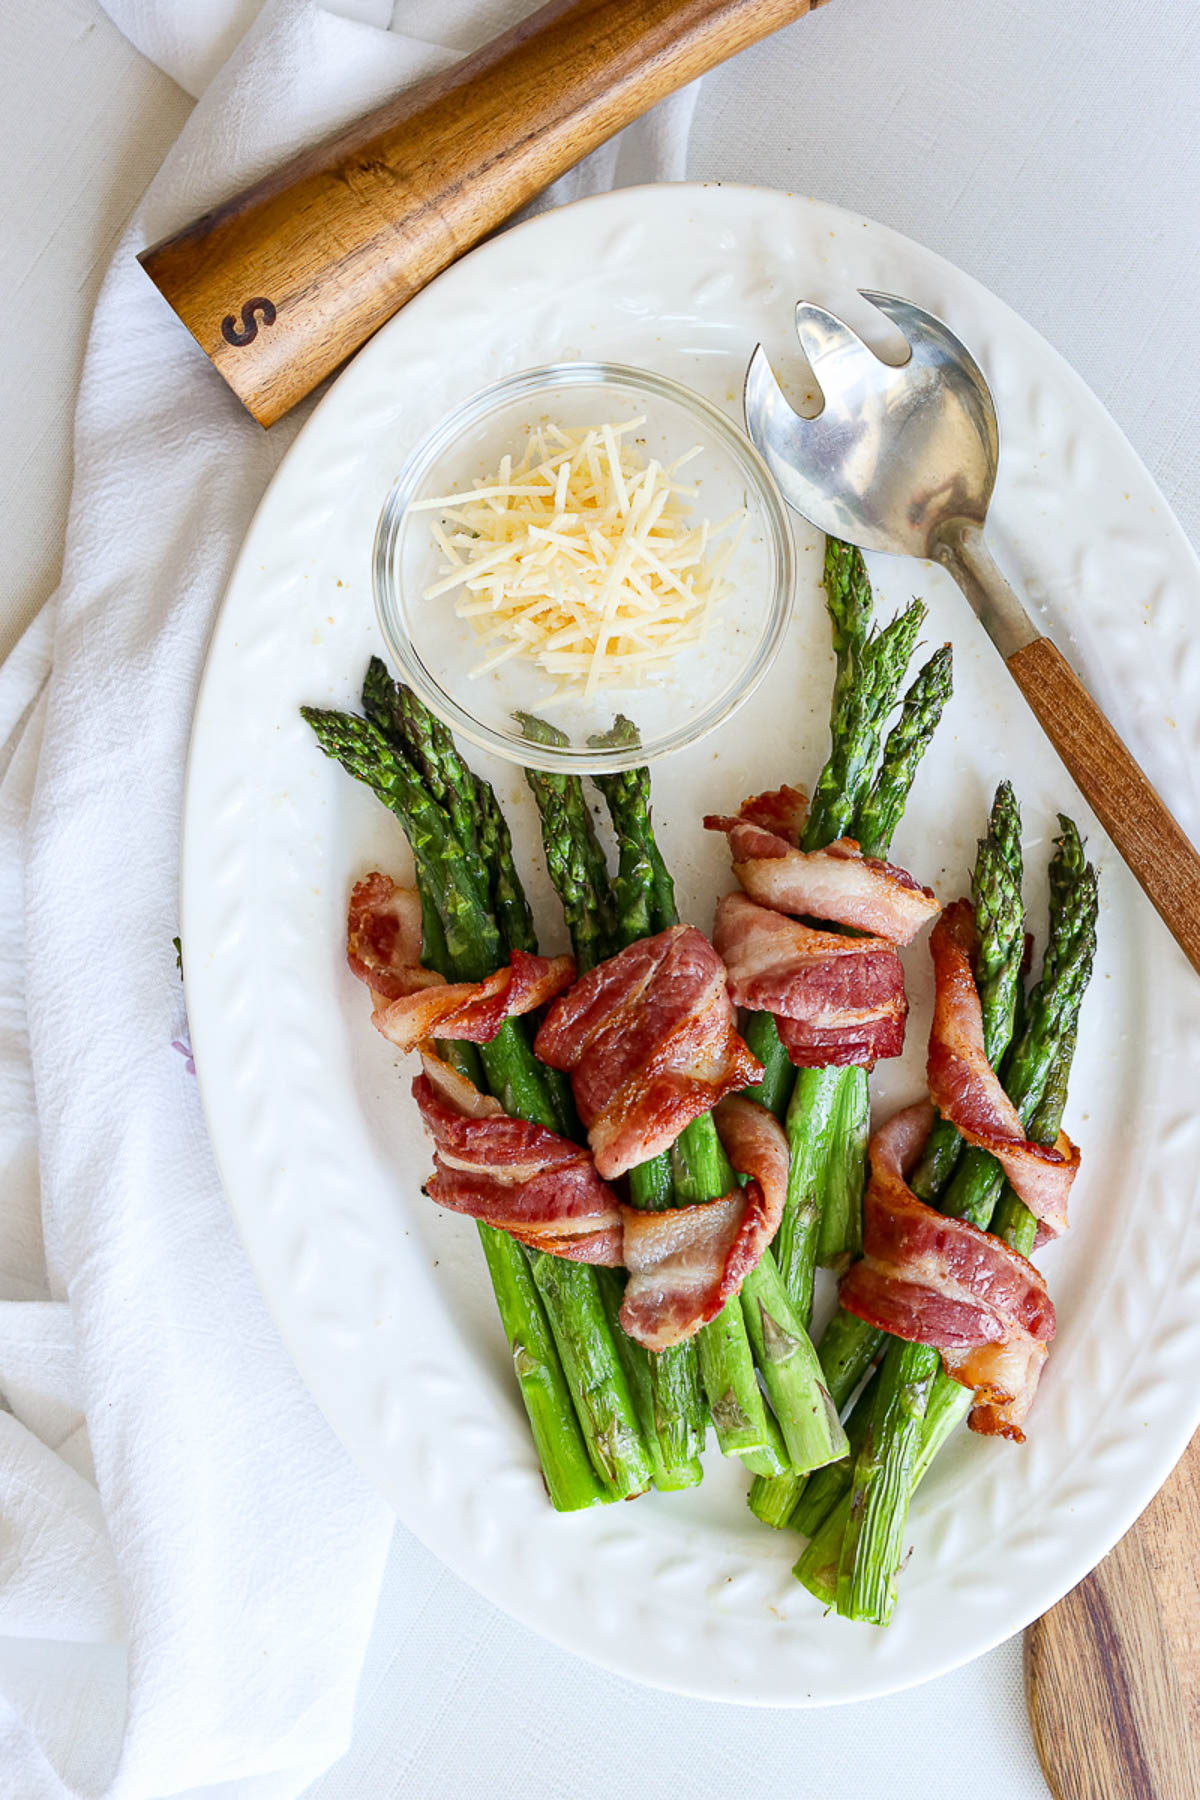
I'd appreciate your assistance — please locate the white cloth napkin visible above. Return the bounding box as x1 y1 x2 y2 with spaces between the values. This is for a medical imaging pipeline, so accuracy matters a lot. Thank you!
0 4 699 1796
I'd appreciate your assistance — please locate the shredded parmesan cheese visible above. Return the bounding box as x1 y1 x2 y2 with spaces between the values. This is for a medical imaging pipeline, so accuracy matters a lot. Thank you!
414 419 744 703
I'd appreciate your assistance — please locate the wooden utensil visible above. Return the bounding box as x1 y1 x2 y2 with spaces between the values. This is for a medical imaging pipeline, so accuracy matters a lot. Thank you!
138 0 830 426
1026 1425 1200 1800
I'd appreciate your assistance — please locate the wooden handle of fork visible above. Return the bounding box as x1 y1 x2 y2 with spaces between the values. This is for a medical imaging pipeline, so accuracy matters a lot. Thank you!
138 0 830 427
1007 635 1200 974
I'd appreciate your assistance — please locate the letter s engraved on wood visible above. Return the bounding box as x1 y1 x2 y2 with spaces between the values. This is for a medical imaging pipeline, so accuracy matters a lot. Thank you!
220 298 277 348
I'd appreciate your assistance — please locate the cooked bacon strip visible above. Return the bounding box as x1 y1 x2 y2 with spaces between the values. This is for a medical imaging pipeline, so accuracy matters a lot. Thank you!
372 950 575 1053
413 1060 788 1307
419 1047 504 1120
714 892 907 1068
347 872 575 1053
347 872 443 1000
719 783 810 845
773 1008 905 1070
534 924 763 1179
941 1338 1049 1441
413 1051 623 1265
928 900 1079 1241
838 1101 1055 1440
734 837 940 944
619 1096 788 1350
704 800 939 945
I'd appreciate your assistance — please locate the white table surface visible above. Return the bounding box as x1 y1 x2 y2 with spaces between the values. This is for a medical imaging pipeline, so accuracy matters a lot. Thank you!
5 3 1198 1795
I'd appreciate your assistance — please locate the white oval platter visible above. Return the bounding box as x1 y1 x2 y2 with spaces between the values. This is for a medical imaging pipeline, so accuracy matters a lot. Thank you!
182 184 1200 1706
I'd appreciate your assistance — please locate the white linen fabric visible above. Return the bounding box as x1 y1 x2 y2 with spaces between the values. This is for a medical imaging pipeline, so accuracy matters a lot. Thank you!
0 3 698 1797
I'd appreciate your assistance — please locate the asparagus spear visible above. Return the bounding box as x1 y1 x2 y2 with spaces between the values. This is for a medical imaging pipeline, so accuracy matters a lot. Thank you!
907 785 1025 1202
769 1069 843 1328
518 713 618 976
744 603 952 1525
804 599 927 853
668 1116 792 1473
320 712 602 1512
797 826 1097 1618
593 1267 701 1491
831 798 1029 1621
303 702 652 1501
794 895 1095 1597
588 729 774 1468
367 657 536 956
589 717 680 939
752 782 1015 1534
989 815 1087 1253
851 646 954 862
474 1224 608 1510
591 727 846 1477
521 718 705 1487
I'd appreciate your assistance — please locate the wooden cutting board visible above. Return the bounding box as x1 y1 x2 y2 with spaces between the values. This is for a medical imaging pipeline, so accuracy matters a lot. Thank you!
1025 1424 1200 1800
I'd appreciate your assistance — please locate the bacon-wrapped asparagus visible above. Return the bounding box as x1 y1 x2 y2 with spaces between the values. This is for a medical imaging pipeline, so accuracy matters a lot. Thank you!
743 544 952 1529
302 695 652 1505
524 723 788 1477
795 820 1097 1619
592 743 847 1478
521 721 707 1489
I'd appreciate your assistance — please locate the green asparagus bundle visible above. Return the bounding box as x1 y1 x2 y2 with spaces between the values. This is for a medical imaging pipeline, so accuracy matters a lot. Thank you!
520 716 705 1490
829 790 1028 1620
741 543 928 1150
524 717 843 1481
593 736 847 1480
785 789 1023 1539
363 658 535 959
793 834 1094 1565
746 545 952 1528
303 681 652 1507
795 818 1098 1619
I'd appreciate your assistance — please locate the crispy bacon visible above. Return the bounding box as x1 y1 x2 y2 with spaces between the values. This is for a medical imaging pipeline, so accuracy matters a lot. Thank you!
412 1062 789 1304
347 872 575 1053
838 1101 1055 1440
619 1096 788 1350
928 901 1079 1242
534 924 763 1179
707 783 810 846
713 892 907 1068
704 802 939 945
347 872 443 1000
941 1338 1049 1440
413 1051 623 1264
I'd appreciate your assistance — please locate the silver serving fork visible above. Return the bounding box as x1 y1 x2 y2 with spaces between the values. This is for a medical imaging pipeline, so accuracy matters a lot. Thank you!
745 292 1200 975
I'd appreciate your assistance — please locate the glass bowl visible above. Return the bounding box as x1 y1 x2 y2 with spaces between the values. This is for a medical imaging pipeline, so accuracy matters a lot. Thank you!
372 362 794 773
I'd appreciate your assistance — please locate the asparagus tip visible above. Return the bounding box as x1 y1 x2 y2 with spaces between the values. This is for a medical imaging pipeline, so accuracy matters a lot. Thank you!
515 711 569 750
588 714 643 754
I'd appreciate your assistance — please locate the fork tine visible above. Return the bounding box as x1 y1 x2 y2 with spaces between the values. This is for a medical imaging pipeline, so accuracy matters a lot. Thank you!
744 341 810 431
793 301 881 388
856 289 925 334
857 290 998 425
857 289 970 369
